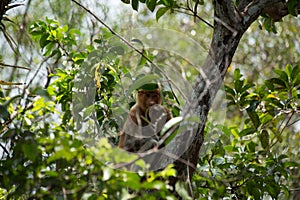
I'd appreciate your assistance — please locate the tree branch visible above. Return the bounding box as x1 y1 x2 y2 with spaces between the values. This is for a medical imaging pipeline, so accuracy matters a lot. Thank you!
239 0 300 23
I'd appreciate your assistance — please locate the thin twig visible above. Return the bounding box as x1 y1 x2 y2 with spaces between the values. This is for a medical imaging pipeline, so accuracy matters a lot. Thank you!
269 111 294 151
0 80 24 85
25 56 50 90
193 0 200 23
0 62 31 70
175 7 214 28
0 143 10 157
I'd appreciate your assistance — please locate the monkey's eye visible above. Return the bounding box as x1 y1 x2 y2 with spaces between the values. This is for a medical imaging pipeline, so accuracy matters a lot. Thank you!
152 93 160 98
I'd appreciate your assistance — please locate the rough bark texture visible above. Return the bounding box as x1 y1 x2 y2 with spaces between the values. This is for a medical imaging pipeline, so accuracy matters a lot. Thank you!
172 0 299 185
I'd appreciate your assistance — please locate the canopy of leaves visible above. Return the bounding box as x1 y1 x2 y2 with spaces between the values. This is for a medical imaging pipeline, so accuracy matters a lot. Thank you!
0 0 299 199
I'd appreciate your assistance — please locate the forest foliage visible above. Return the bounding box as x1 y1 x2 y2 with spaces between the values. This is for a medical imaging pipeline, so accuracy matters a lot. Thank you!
0 0 299 199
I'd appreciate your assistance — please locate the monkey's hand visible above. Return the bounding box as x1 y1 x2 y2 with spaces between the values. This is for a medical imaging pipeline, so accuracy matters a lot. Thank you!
148 104 168 133
138 138 158 152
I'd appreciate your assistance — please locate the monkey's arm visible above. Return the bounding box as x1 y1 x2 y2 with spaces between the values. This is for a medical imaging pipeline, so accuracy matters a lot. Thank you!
164 107 172 121
118 131 126 148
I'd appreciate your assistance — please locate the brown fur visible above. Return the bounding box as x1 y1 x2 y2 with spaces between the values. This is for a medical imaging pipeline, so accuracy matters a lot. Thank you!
118 89 172 152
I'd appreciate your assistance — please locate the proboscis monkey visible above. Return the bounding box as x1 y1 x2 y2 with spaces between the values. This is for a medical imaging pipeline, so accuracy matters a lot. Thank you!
118 83 172 152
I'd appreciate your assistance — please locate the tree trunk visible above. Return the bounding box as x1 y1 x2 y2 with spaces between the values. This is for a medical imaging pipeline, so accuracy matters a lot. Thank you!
172 0 283 183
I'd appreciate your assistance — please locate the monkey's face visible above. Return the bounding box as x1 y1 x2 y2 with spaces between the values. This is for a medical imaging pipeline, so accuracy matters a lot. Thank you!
138 89 162 110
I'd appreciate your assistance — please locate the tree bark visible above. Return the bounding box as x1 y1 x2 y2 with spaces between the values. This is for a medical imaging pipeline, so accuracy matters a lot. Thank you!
172 0 295 183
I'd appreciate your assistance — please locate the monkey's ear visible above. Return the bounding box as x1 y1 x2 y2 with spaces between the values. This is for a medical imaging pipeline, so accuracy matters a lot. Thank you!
138 83 159 91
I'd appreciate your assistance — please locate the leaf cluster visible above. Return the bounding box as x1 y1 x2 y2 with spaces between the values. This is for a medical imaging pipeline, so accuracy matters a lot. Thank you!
1 4 300 198
121 0 179 21
193 65 300 199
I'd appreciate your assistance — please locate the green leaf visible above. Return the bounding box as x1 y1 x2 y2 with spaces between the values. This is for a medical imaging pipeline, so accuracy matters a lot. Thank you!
212 140 225 156
127 74 159 94
268 78 286 88
121 0 130 4
69 28 81 36
160 164 176 177
216 124 231 136
139 83 159 90
175 181 193 200
267 96 284 109
43 42 56 56
39 33 50 48
278 154 288 161
0 105 10 120
233 68 242 80
83 105 95 118
240 83 255 94
102 167 113 181
259 130 269 149
225 85 236 96
239 127 256 137
32 87 51 100
230 127 239 139
160 116 183 136
247 110 260 128
44 171 59 177
249 186 261 200
156 7 169 21
132 0 139 11
131 38 144 47
247 100 259 112
161 0 173 7
261 113 273 124
265 80 274 91
286 64 293 78
30 30 44 36
146 0 157 12
265 177 280 199
274 69 289 83
292 87 298 98
246 180 262 200
247 141 257 153
284 161 299 168
291 65 300 83
287 0 298 16
262 17 277 33
224 145 233 152
246 100 261 128
22 143 38 162
234 79 243 93
109 46 125 55
138 51 147 66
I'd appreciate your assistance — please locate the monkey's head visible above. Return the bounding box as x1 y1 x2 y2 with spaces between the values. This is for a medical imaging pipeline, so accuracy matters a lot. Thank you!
138 89 162 110
137 83 162 111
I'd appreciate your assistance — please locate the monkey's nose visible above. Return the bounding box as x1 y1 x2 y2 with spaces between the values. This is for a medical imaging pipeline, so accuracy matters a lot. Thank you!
149 101 156 106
